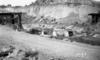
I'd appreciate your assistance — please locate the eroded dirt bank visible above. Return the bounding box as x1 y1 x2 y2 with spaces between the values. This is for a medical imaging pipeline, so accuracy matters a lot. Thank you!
0 26 100 60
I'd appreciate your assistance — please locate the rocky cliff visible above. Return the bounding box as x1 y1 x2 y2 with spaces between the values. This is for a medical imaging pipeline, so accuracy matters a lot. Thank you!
26 5 99 23
36 0 93 5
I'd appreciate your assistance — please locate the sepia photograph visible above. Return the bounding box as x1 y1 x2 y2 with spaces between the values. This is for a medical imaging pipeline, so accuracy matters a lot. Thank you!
0 0 100 60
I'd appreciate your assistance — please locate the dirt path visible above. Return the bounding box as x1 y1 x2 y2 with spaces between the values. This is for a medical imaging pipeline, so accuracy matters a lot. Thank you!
0 26 100 60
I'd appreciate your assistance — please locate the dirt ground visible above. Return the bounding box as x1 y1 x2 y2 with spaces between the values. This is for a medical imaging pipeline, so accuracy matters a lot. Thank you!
0 25 100 60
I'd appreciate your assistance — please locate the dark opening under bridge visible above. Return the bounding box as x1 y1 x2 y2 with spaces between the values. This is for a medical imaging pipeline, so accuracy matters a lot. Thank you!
0 12 23 31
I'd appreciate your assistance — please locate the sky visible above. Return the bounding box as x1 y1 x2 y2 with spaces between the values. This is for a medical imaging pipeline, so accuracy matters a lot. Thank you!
0 0 36 6
94 0 100 2
0 0 100 6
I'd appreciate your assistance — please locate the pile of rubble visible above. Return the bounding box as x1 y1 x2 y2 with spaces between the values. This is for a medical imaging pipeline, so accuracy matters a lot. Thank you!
22 15 86 39
22 13 100 46
24 21 100 45
0 45 39 60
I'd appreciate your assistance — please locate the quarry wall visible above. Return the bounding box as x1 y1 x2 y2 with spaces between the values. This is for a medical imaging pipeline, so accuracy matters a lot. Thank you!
28 5 98 15
26 5 99 23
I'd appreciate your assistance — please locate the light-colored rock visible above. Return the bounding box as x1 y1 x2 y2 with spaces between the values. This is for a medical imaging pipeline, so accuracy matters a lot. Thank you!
93 34 100 38
36 0 93 5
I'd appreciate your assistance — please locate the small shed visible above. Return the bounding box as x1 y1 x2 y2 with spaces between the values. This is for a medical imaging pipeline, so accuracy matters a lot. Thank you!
0 12 23 31
89 13 100 24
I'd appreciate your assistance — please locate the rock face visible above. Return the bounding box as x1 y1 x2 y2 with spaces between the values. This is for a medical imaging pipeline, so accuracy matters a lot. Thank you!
36 0 93 5
27 5 98 23
25 0 99 23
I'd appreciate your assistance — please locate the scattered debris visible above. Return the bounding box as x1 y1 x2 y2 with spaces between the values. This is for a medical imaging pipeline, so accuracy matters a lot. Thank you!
0 46 15 60
0 45 39 60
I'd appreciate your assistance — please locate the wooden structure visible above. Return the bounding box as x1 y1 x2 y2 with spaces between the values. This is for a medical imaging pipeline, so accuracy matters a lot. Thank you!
89 13 100 24
0 12 23 31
